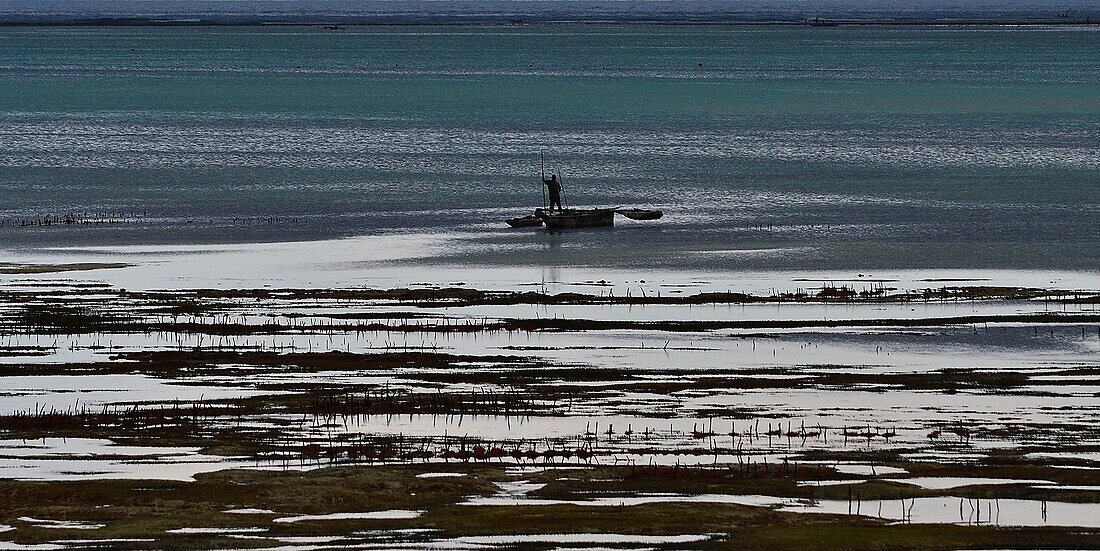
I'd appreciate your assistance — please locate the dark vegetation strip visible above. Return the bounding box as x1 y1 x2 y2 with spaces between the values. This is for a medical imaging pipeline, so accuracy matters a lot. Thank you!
482 313 1100 333
0 389 550 432
6 305 1100 335
134 285 1099 306
6 349 1096 393
3 284 1094 309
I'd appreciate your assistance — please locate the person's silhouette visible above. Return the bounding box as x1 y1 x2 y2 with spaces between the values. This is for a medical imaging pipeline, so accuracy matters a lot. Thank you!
543 174 563 211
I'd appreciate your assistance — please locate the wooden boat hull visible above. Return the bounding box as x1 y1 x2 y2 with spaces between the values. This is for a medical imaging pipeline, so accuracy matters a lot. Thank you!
617 208 663 221
536 208 615 229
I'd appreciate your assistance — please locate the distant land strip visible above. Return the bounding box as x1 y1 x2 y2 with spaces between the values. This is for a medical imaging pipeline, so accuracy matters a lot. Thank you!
1 17 1097 27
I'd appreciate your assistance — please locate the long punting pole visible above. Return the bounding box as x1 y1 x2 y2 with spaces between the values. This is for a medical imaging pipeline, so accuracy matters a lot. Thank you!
557 165 567 208
540 152 547 208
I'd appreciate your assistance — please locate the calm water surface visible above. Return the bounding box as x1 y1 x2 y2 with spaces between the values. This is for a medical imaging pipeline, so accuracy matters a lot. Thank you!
0 25 1097 272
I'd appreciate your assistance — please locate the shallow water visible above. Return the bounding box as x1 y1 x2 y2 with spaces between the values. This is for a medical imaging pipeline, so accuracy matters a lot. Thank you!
786 496 1100 528
4 238 1100 294
461 477 1100 529
274 511 423 523
0 438 266 481
0 374 271 413
460 482 1100 528
2 288 1098 475
451 533 712 545
891 477 1055 490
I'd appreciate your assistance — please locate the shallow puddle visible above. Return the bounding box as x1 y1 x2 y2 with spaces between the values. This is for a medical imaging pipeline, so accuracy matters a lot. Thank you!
16 518 104 530
452 533 714 545
273 510 423 523
897 477 1054 490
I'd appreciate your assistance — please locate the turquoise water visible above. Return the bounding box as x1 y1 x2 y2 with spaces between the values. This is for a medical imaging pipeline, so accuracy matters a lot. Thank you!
0 25 1097 271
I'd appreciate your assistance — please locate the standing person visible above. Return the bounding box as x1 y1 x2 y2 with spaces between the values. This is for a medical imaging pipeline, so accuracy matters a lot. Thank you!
543 173 563 211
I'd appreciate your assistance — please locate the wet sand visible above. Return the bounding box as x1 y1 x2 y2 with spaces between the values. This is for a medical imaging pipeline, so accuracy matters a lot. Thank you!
0 262 131 275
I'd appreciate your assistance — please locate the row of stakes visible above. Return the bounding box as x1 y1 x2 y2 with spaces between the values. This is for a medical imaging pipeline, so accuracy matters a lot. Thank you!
282 419 981 464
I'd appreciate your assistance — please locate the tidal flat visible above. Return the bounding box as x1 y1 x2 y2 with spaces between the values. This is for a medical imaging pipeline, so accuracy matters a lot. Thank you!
1 271 1099 550
0 21 1097 549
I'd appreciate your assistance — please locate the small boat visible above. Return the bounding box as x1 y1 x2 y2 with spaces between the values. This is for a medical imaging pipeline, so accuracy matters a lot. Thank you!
616 208 663 221
503 156 664 230
506 215 543 228
535 208 615 229
807 17 839 26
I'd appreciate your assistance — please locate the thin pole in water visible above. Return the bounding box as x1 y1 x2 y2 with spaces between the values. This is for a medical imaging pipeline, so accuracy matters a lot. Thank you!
557 165 567 208
540 152 547 209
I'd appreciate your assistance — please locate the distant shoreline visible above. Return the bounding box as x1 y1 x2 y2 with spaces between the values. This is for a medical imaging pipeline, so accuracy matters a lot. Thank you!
0 17 1096 28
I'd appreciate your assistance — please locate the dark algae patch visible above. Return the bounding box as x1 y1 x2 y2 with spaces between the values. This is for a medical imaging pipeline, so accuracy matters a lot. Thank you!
3 464 1100 550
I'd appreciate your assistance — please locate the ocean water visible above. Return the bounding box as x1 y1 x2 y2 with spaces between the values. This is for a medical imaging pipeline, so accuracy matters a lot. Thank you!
0 25 1098 273
4 0 1098 24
